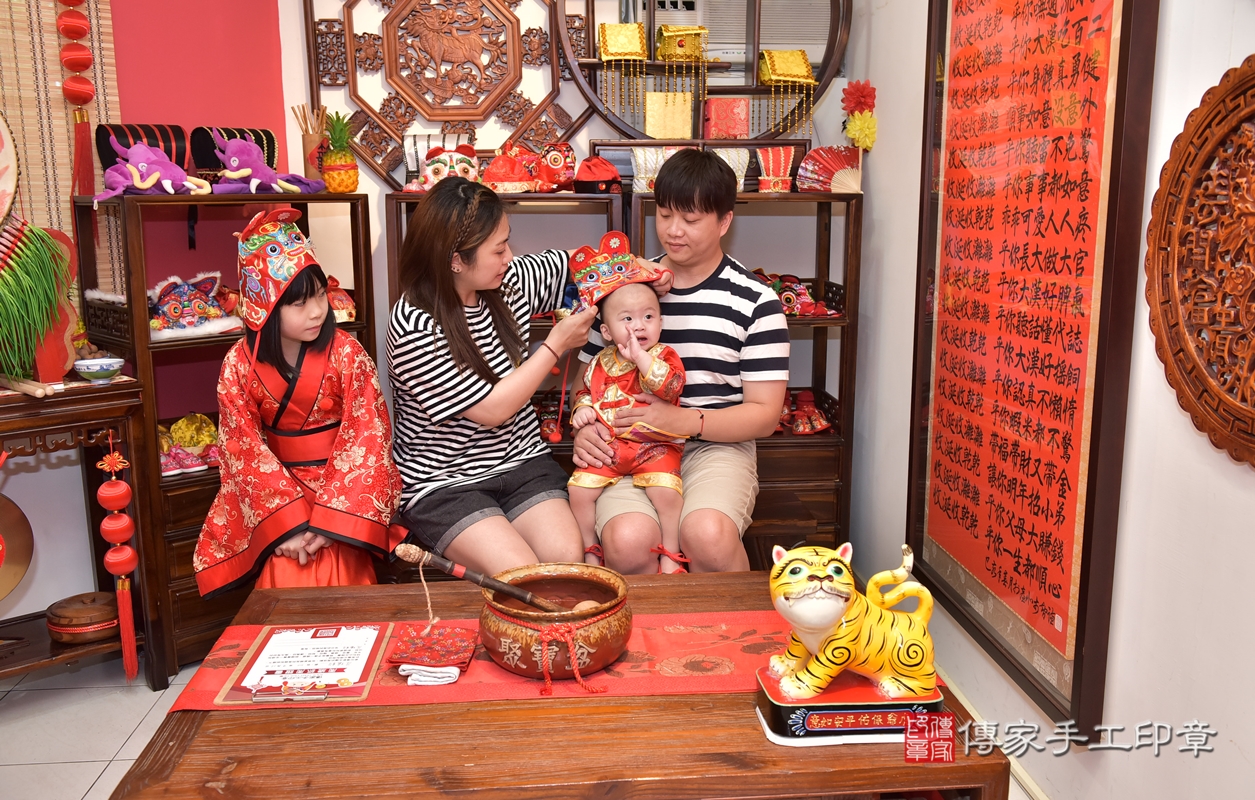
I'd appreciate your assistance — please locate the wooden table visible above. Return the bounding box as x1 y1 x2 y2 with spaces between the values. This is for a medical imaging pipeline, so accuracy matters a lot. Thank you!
116 573 1009 799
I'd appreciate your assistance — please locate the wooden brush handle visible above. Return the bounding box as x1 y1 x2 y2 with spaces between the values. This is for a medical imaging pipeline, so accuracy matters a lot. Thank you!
393 543 566 613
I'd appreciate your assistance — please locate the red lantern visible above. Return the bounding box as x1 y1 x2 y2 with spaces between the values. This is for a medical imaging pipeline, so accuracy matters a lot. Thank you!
56 9 89 40
58 0 87 5
103 545 139 576
99 513 135 544
60 42 92 73
61 75 95 106
97 478 132 510
95 438 138 681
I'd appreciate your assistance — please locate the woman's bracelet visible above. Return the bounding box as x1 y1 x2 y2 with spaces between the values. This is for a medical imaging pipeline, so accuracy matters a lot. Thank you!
539 341 561 360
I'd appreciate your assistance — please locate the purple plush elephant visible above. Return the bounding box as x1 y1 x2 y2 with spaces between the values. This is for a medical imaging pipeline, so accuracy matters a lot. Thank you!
210 128 325 194
92 137 212 205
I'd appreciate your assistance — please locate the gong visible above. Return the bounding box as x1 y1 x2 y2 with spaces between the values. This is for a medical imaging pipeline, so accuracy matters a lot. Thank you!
0 493 34 601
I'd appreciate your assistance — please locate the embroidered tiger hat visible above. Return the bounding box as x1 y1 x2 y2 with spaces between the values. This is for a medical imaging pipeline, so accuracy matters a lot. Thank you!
235 208 319 331
569 231 668 308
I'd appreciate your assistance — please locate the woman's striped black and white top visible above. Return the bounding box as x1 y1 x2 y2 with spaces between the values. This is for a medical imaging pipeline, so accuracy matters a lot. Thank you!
582 254 789 407
388 249 569 509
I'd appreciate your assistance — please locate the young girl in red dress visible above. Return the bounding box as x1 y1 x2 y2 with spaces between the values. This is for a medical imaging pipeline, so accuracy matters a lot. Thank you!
194 209 402 597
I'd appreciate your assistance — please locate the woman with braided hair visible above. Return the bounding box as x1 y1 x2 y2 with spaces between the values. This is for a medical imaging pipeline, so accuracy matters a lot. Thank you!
387 177 605 574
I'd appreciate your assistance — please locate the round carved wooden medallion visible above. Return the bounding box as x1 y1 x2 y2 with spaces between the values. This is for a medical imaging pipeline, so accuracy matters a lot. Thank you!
1146 55 1255 467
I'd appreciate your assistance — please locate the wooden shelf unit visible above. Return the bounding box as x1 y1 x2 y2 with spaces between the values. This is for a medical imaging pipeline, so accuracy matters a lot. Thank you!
626 190 863 564
0 379 167 689
382 185 863 573
70 193 377 680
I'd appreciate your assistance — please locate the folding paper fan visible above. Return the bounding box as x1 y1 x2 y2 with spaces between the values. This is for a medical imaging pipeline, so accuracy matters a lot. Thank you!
797 146 862 193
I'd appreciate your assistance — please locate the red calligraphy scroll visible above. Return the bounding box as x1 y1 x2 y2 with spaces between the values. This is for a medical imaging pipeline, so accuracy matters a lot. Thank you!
924 0 1119 659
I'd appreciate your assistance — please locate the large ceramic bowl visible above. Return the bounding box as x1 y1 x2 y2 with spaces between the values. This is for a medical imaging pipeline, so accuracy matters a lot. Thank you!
73 357 124 384
479 562 631 681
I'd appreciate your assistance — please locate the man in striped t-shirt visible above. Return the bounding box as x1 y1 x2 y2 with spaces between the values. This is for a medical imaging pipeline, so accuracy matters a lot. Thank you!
573 149 789 573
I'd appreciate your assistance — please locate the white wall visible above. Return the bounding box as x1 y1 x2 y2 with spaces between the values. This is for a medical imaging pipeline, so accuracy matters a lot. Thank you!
846 0 1255 797
0 452 98 620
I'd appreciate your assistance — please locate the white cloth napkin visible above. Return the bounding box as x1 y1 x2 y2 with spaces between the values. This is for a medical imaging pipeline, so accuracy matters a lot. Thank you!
398 664 461 686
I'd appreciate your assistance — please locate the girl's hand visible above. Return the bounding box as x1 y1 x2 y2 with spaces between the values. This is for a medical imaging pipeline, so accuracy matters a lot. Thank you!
275 536 310 565
571 406 597 429
301 533 331 556
546 305 598 355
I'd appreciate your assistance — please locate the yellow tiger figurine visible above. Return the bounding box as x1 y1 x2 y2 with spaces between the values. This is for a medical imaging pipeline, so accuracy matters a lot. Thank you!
768 543 936 700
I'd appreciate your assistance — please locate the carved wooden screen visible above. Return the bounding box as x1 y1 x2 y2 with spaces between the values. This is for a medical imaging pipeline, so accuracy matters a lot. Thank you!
303 0 583 189
904 0 1160 731
1146 55 1255 468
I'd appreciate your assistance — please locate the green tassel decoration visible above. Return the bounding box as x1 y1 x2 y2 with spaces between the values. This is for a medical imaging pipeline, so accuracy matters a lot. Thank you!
0 221 72 380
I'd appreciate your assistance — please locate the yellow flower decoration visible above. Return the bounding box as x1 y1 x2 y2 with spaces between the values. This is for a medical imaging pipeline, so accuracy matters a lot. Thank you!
847 110 878 151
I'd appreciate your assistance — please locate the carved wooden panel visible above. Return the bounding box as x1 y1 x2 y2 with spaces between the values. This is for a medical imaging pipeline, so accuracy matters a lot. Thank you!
306 0 569 188
381 0 521 122
521 27 550 66
1146 54 1255 468
315 19 349 86
559 15 587 81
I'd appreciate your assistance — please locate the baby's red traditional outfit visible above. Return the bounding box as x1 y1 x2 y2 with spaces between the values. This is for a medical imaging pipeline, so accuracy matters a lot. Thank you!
565 231 686 494
568 343 686 492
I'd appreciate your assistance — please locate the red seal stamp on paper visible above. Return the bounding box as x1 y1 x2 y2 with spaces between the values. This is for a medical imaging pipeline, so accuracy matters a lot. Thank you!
905 713 956 763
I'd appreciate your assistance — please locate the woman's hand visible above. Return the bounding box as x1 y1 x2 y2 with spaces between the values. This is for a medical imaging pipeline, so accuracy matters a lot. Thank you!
571 419 615 468
545 305 598 355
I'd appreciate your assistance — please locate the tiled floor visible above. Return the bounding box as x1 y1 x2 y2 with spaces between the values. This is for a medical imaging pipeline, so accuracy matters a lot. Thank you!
0 657 199 800
0 657 1039 800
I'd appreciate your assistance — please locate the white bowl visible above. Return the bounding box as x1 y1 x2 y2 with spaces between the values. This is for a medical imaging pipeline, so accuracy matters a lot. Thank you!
73 357 124 385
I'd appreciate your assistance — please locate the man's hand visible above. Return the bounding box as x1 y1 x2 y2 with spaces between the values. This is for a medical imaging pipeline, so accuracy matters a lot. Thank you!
570 406 598 430
571 419 615 468
612 394 695 437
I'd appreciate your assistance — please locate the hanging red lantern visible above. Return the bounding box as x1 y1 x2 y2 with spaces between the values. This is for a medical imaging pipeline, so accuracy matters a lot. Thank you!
94 439 138 682
97 477 132 510
60 42 93 73
99 511 135 543
103 545 139 576
56 0 96 222
61 75 95 106
56 9 89 41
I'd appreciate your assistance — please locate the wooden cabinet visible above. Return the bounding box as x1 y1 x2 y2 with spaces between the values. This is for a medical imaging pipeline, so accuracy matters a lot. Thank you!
71 193 377 679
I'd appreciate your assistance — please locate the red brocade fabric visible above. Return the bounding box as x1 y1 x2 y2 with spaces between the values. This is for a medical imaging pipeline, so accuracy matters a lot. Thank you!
170 610 790 711
193 331 403 596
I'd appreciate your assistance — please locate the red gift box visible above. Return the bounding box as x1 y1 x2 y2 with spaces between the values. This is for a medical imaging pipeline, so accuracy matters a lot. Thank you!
703 98 750 139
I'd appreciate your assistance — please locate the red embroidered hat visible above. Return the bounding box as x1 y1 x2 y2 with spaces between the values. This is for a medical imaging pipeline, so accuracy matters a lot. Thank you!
236 208 319 331
573 156 622 194
570 231 667 307
481 154 536 193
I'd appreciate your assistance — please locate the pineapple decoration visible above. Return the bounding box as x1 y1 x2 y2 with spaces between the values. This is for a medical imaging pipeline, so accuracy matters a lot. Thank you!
322 112 359 194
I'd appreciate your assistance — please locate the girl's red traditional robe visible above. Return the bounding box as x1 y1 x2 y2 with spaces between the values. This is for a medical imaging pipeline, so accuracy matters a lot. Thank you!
194 330 403 597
